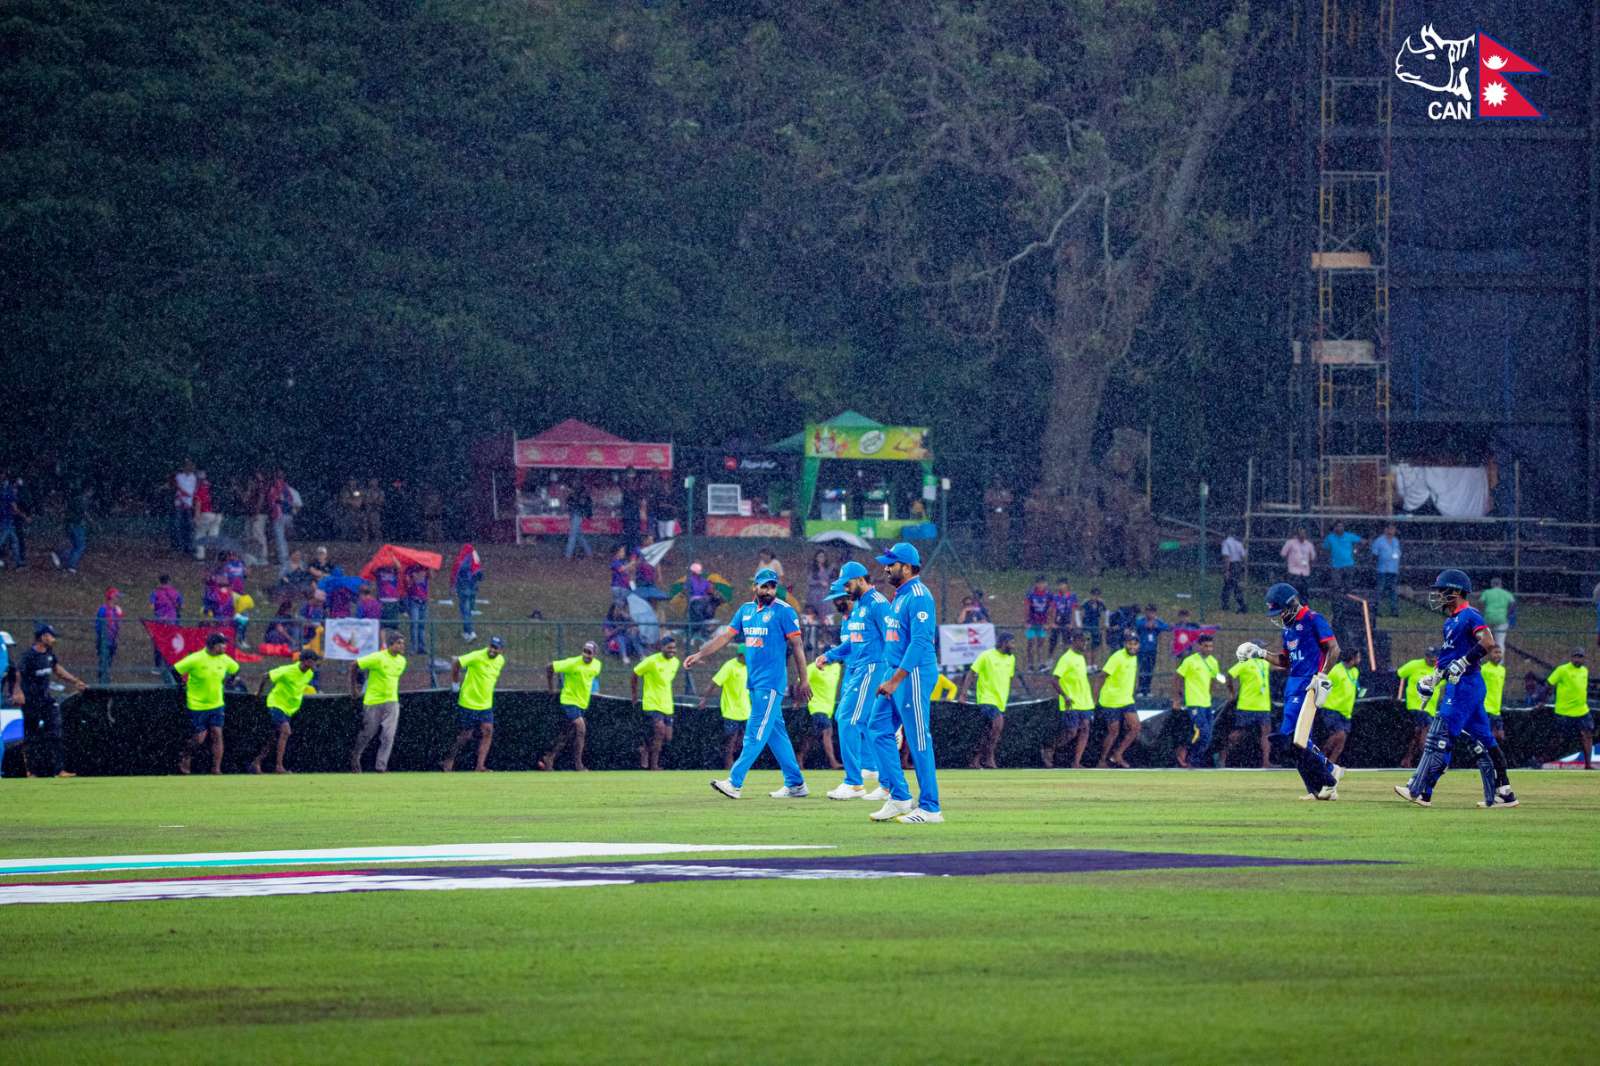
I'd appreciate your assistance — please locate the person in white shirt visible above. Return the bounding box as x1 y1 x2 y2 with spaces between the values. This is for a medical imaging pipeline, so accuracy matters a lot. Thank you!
172 459 198 556
1279 528 1315 603
1220 534 1247 613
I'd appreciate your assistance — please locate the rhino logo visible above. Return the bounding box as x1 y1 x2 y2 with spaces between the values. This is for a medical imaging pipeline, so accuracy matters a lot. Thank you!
1394 24 1473 101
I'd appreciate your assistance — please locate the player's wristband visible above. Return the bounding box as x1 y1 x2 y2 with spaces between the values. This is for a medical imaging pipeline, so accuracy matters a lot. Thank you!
1464 643 1487 667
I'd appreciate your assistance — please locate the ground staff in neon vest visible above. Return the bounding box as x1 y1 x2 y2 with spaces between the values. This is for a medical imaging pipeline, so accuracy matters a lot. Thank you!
866 542 942 824
686 567 812 800
813 562 893 800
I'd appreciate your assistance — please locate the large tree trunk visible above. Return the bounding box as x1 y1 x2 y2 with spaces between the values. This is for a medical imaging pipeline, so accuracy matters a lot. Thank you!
1038 238 1126 496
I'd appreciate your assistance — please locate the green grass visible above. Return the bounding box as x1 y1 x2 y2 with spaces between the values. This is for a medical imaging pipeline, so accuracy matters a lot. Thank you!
4 769 1599 1063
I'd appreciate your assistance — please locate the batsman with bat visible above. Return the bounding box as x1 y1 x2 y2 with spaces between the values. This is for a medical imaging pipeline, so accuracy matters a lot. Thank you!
1236 583 1345 800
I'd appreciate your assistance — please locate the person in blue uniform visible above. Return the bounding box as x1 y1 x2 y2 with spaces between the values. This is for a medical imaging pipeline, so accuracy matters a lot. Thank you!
866 542 943 824
814 561 893 800
1235 583 1345 800
686 567 812 800
1393 570 1518 809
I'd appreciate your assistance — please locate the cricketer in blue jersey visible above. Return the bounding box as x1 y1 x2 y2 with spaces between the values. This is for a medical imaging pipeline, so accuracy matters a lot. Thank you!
1235 583 1345 800
815 560 892 798
1394 570 1518 809
685 567 813 800
866 542 943 824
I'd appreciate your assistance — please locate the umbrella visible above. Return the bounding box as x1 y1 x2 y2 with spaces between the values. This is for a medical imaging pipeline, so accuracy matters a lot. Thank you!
317 567 365 596
638 538 674 569
627 593 661 645
359 544 443 581
809 530 872 550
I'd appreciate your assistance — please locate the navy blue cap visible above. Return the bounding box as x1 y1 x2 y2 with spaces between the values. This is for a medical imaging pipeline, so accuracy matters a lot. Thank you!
874 542 921 568
34 624 57 639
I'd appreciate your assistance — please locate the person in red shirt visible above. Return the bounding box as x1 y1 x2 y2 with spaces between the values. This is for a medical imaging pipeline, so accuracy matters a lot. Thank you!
192 471 222 560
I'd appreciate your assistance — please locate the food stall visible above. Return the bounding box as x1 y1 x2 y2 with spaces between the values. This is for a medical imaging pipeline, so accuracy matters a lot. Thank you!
697 449 796 539
771 411 937 541
511 419 674 543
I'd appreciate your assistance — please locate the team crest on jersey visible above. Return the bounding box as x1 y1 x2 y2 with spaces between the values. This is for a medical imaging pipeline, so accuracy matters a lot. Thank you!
916 611 928 622
760 611 771 622
1286 638 1300 650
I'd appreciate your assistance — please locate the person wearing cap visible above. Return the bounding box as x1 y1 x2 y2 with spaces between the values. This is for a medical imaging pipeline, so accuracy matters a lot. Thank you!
250 650 320 773
1394 647 1441 769
95 587 124 684
685 566 811 799
542 641 603 771
174 632 240 774
442 637 508 772
697 644 749 771
14 625 88 777
1171 633 1226 768
1095 631 1143 768
350 630 408 772
797 650 843 771
812 561 893 800
865 541 942 822
958 631 1017 770
1543 648 1592 770
632 634 682 770
1042 629 1094 768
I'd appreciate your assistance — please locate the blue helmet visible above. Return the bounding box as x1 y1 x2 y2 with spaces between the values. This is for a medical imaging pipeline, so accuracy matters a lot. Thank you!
1428 569 1472 613
1265 582 1301 621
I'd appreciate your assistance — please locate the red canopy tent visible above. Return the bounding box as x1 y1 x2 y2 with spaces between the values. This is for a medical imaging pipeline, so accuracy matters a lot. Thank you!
512 420 673 541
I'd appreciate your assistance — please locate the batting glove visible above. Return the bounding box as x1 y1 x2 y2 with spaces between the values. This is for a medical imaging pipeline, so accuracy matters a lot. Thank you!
1416 671 1439 697
1444 658 1468 684
1235 641 1267 663
1310 672 1333 707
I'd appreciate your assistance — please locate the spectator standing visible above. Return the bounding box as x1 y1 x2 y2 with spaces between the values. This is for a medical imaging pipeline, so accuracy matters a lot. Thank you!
1369 523 1402 617
94 587 123 683
1279 528 1316 603
958 631 1017 770
356 583 383 621
268 469 300 572
349 631 408 772
633 537 661 593
174 632 238 775
619 469 643 550
148 574 183 674
250 651 319 774
1479 576 1515 649
440 637 507 772
171 459 197 555
540 641 603 772
1219 532 1247 613
51 484 92 573
564 484 594 560
0 473 26 568
609 545 633 609
685 562 717 643
1048 579 1080 660
1080 588 1108 667
757 547 784 586
14 625 88 776
338 479 363 540
1323 521 1363 593
452 544 483 641
363 478 386 542
1543 649 1592 769
374 562 402 623
403 564 431 655
246 472 271 565
804 550 836 618
1023 576 1052 672
192 471 222 560
1133 603 1171 697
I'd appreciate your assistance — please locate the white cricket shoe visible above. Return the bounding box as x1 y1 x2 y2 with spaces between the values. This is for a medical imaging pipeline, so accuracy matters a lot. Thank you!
869 798 916 821
896 808 945 824
1392 784 1430 807
1314 785 1339 801
710 779 741 799
861 787 890 801
1298 793 1319 801
1331 764 1346 783
827 783 866 800
769 784 809 798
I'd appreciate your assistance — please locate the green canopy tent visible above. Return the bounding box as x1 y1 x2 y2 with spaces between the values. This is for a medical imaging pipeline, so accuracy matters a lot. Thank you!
770 411 935 540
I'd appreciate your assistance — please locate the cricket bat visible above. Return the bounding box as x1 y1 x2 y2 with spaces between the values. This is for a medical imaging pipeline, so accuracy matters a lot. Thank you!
1291 685 1319 748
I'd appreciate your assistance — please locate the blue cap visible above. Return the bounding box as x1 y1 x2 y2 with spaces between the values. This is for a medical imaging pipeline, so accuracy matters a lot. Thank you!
874 542 921 568
827 577 849 599
489 636 504 649
838 561 869 582
753 567 780 586
34 623 57 639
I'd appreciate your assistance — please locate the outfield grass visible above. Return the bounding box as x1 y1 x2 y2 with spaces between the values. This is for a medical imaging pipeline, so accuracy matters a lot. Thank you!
4 769 1598 1064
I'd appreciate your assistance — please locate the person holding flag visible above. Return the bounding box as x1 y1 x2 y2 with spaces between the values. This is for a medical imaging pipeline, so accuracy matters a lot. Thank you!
540 641 602 772
685 567 811 800
250 650 319 774
451 544 483 642
441 637 507 772
174 632 239 775
866 542 942 823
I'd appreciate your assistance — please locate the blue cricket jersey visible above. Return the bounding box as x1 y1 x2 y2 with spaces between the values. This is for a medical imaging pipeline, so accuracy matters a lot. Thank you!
888 578 938 672
725 599 800 693
820 588 894 671
1281 606 1335 681
1437 603 1489 679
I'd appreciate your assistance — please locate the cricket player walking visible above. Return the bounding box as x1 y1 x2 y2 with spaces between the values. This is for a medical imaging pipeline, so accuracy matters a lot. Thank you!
814 560 892 800
866 542 942 824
